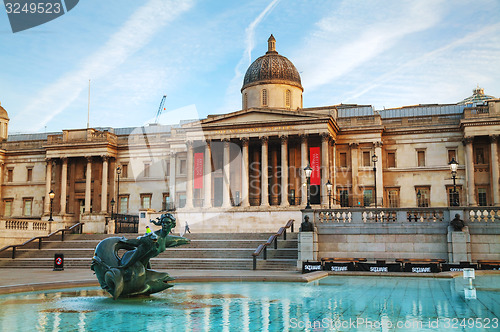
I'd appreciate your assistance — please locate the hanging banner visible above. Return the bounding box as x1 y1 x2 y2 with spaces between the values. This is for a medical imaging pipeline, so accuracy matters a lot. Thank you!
309 147 321 185
194 153 204 189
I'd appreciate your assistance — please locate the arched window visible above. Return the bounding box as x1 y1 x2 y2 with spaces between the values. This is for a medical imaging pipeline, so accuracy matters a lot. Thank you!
243 93 248 109
262 89 268 106
285 89 291 107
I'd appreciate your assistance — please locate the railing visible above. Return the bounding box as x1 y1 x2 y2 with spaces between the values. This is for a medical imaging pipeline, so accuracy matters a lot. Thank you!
465 208 500 222
3 219 47 231
252 219 294 270
115 214 139 233
0 223 84 259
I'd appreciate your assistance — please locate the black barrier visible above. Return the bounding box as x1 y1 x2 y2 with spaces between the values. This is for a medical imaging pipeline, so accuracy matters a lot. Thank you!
357 262 402 272
324 262 355 272
404 263 440 273
53 253 64 271
302 261 322 274
479 263 500 270
442 263 478 272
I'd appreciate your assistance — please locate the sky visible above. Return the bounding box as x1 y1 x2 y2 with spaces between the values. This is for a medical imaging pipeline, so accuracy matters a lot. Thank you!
0 0 499 134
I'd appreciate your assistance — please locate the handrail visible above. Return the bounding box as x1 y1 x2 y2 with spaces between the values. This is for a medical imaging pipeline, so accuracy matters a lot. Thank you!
252 219 294 270
0 222 84 259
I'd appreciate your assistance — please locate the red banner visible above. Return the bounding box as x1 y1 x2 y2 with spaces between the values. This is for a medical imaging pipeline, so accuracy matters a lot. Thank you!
194 152 204 189
309 147 321 185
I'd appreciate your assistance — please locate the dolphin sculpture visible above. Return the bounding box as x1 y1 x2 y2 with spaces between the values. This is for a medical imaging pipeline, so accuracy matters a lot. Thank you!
91 213 189 299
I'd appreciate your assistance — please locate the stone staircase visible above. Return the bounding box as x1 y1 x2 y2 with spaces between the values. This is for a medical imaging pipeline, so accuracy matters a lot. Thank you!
0 232 298 270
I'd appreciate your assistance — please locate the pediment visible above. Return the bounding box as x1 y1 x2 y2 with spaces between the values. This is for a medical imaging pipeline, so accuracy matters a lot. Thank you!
198 108 325 127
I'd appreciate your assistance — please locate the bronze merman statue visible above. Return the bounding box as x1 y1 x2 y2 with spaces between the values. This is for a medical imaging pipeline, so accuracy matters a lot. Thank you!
91 213 190 299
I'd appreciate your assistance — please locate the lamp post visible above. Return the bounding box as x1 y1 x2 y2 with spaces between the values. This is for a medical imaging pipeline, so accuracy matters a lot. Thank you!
304 164 312 209
449 157 459 206
116 166 121 214
110 198 115 220
372 154 378 208
326 179 332 209
417 190 422 207
48 189 55 221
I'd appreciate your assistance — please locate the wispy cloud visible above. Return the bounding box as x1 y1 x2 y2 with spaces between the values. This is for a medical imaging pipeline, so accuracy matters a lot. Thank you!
295 0 446 92
11 0 194 132
218 0 281 114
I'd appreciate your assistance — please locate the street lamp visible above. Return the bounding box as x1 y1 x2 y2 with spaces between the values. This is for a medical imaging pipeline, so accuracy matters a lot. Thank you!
326 180 333 209
449 157 459 206
372 154 378 208
116 166 121 214
48 189 55 221
304 164 312 209
110 198 115 220
417 190 422 207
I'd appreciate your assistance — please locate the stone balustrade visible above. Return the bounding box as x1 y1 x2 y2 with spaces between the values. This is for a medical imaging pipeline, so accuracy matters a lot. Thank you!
314 208 451 224
465 208 500 222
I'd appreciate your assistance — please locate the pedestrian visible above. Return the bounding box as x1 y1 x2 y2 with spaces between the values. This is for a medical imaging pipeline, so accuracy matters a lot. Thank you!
145 225 152 234
185 221 191 234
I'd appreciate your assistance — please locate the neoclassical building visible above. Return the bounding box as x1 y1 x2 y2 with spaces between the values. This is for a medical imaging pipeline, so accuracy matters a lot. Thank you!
0 35 499 232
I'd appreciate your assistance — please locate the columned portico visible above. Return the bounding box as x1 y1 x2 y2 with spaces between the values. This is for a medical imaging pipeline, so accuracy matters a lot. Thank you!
491 135 500 206
203 141 212 208
280 135 289 207
100 156 108 213
85 157 92 214
185 141 194 209
464 137 477 206
60 157 68 215
261 136 269 207
241 138 250 207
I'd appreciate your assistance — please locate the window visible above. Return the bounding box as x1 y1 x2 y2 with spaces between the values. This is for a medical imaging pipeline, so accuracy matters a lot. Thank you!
478 188 488 206
363 189 373 207
338 189 349 207
285 89 291 107
362 151 371 167
417 150 426 167
243 93 248 109
262 89 268 106
447 186 461 206
179 160 187 175
178 193 186 208
387 188 400 207
121 164 128 178
339 152 347 168
416 187 430 207
163 193 171 210
7 168 13 182
387 152 396 168
26 168 33 182
475 148 486 164
3 199 12 217
143 163 150 178
141 194 152 209
447 149 457 163
23 198 33 216
118 195 128 214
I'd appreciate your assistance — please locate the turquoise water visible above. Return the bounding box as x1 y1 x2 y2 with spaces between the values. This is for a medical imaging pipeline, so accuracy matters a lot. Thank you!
0 276 499 331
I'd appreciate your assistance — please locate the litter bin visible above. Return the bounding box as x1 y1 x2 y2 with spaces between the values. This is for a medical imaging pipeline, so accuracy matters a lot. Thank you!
53 253 64 271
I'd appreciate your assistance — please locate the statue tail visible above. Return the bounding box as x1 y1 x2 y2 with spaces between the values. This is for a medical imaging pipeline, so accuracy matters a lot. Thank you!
104 268 124 300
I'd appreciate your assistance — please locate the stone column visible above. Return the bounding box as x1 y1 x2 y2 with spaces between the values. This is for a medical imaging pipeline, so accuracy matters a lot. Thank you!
281 135 289 207
321 133 330 206
350 143 359 206
169 152 176 208
60 157 68 215
185 141 194 209
222 139 231 208
463 137 477 206
491 135 500 206
331 140 337 206
0 162 3 207
374 141 384 207
241 138 250 207
44 159 53 214
300 134 308 207
101 156 108 213
203 140 212 208
260 136 269 207
85 157 92 214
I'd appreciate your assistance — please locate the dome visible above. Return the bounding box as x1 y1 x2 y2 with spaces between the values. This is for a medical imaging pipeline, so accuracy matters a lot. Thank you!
0 101 9 120
242 35 303 92
458 86 495 105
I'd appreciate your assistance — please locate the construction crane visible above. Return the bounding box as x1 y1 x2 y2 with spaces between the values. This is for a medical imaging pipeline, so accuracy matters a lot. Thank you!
155 95 167 124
